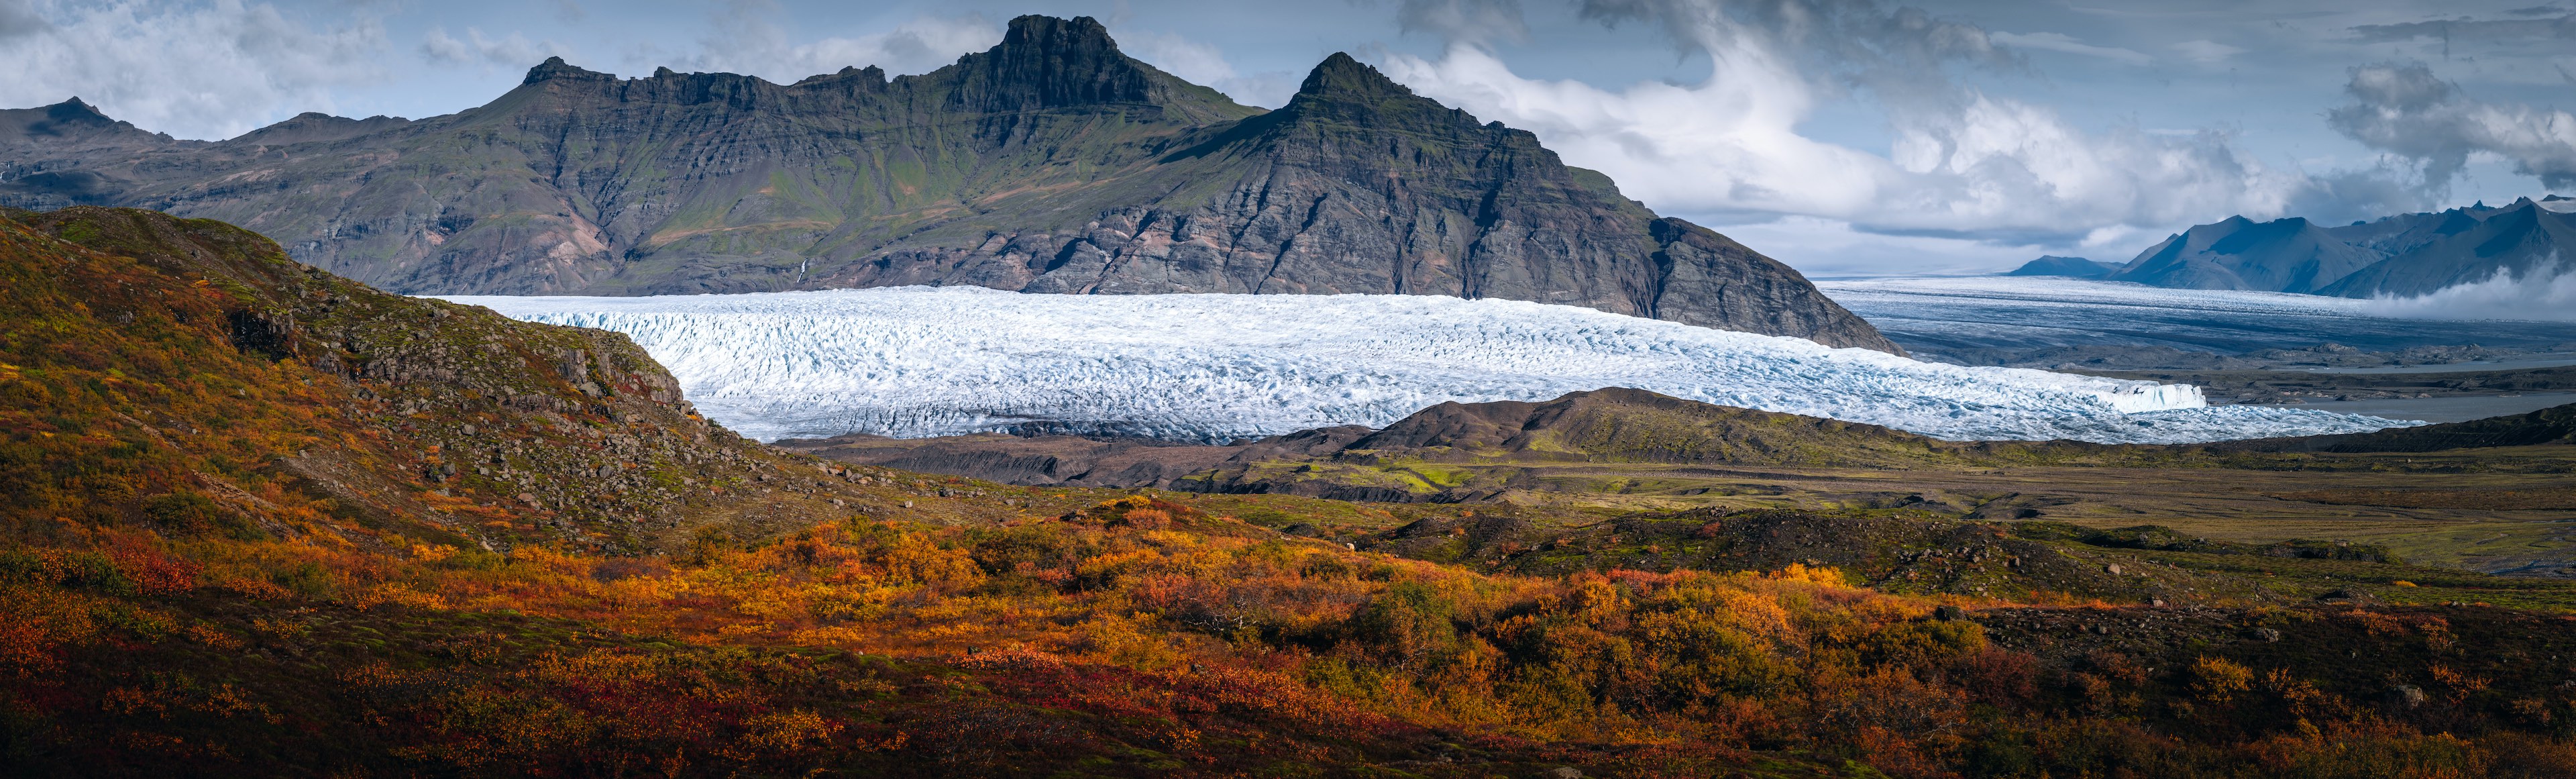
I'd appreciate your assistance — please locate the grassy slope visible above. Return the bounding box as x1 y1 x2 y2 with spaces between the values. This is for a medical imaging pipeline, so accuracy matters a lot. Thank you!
6 211 2576 776
1159 388 2576 575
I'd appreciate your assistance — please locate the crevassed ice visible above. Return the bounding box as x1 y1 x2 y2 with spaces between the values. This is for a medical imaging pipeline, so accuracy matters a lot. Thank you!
445 287 2418 444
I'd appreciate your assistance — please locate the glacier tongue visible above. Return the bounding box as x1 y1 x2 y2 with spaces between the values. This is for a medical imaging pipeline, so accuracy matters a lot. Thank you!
445 287 2416 444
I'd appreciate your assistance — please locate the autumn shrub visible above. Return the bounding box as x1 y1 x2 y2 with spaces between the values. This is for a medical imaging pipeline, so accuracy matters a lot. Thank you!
142 491 262 541
11 479 2576 777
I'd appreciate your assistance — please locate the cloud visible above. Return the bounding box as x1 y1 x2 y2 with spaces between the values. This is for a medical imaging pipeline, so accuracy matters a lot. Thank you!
682 3 998 81
0 0 44 39
1398 0 1528 46
420 27 567 70
2351 14 2576 44
1697 215 2040 277
1990 31 2151 66
2363 260 2576 322
0 1 386 140
2327 62 2576 190
1377 0 2409 249
2171 40 2242 65
1124 31 1301 107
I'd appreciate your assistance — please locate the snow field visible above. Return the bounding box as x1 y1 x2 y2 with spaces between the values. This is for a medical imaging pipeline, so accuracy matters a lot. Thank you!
447 287 2416 444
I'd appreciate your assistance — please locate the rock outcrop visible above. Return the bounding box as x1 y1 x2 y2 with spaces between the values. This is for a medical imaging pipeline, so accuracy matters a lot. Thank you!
0 15 1895 352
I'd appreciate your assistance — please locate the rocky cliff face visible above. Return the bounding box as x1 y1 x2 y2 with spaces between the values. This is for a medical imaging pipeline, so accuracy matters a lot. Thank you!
0 15 1895 352
824 53 1892 348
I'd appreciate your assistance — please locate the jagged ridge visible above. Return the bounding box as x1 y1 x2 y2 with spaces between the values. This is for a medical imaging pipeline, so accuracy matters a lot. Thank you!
0 15 1894 351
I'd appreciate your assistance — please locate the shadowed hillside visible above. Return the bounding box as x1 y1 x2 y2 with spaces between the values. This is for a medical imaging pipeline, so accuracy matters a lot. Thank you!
0 205 939 555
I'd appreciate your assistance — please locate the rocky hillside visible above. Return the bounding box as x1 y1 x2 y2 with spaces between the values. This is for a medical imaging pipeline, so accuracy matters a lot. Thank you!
0 206 981 556
0 16 1894 352
2318 197 2576 297
2108 216 2383 293
2100 197 2576 297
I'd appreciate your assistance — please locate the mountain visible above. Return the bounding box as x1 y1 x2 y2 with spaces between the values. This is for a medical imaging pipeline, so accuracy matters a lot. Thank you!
0 16 1895 352
2004 255 2117 277
0 205 906 555
2102 197 2576 299
2106 215 2386 293
2320 198 2576 297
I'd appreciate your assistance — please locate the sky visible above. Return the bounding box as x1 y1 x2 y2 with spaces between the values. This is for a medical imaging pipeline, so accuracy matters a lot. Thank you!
2 0 2573 276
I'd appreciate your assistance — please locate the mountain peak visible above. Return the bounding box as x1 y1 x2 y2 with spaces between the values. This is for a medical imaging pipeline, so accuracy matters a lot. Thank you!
523 56 613 86
2006 256 2118 278
950 15 1152 111
1297 52 1412 100
1001 14 1116 51
45 97 112 125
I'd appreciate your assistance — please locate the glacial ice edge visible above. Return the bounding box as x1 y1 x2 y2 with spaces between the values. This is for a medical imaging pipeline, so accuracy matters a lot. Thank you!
443 287 2416 445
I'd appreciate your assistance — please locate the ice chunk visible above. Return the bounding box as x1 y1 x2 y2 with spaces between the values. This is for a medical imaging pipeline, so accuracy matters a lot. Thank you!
445 287 2418 444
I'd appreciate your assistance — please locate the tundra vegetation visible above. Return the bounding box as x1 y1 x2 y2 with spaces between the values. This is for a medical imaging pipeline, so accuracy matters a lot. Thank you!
6 207 2576 777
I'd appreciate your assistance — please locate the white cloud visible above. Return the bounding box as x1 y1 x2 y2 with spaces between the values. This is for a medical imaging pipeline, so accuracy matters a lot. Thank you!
420 27 567 70
1128 32 1232 85
1372 0 2416 263
1991 31 2151 66
2328 62 2576 191
1383 44 2318 240
684 4 998 81
1123 30 1300 107
2171 39 2243 65
1397 0 1528 46
2363 262 2576 322
0 0 44 39
0 0 385 140
1695 215 2041 277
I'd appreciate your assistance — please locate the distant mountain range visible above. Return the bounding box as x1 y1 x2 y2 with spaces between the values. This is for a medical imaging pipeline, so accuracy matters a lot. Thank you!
2011 196 2576 297
2006 256 2118 278
0 15 1895 352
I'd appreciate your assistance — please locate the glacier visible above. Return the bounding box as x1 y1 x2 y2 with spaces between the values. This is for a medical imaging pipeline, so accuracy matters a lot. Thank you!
445 287 2418 444
1815 276 2576 355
